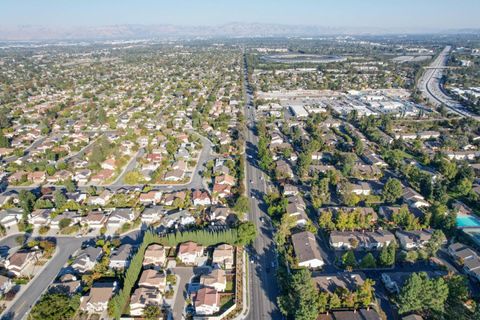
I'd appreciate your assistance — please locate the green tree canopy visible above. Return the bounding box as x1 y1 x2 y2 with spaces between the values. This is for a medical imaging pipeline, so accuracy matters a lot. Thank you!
383 178 403 203
29 293 80 320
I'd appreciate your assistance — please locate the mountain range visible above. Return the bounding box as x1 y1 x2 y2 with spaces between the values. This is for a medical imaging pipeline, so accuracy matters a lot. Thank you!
0 23 478 41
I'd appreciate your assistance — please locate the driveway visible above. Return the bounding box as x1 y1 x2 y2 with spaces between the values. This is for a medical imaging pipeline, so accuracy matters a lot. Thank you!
170 266 210 320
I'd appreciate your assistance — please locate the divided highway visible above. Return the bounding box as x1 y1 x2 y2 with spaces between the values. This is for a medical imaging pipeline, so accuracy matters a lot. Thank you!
242 55 282 320
418 46 480 121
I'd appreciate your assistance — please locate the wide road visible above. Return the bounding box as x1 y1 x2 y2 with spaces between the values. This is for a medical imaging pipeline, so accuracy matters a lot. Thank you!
242 55 282 320
418 45 480 121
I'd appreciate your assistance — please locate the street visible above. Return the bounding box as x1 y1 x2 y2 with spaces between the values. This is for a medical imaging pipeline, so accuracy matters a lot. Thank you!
242 55 282 320
1 237 85 320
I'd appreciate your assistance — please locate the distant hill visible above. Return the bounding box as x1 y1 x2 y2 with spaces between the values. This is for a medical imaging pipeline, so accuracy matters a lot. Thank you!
0 23 478 41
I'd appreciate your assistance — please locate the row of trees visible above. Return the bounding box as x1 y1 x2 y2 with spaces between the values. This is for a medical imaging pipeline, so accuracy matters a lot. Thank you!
318 208 375 231
341 243 396 269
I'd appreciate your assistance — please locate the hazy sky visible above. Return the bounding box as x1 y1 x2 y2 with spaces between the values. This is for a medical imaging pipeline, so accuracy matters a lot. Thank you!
1 0 479 30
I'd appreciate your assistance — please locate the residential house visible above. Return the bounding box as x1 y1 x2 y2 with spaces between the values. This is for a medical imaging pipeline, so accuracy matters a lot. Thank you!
27 171 46 184
212 244 234 269
178 241 204 265
192 190 211 206
0 208 23 230
275 160 294 179
30 209 52 228
208 207 231 224
139 191 163 205
49 273 82 295
212 183 232 201
200 269 227 292
87 190 112 206
214 174 235 186
129 287 162 316
448 243 480 281
318 309 382 320
445 151 479 161
161 209 195 228
395 229 438 250
283 184 299 196
348 182 372 196
90 169 114 184
101 159 116 171
71 247 103 273
109 244 133 269
312 272 365 294
403 188 430 208
107 208 135 229
81 210 108 229
138 269 167 292
291 231 324 269
79 281 116 314
329 230 396 251
193 287 220 315
5 250 41 277
163 169 185 182
143 244 166 268
141 205 167 224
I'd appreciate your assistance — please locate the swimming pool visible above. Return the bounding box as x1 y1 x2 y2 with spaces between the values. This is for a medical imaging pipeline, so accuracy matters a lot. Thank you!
457 215 480 228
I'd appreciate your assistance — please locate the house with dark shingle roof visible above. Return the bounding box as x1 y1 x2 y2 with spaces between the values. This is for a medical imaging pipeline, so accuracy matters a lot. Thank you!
292 231 324 269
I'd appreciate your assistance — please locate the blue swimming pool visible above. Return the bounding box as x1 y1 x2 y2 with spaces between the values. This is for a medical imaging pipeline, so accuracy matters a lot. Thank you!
457 215 480 228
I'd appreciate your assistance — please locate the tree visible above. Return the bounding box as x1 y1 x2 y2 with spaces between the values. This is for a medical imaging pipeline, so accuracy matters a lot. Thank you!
63 178 76 193
438 158 457 180
444 275 471 320
54 190 67 209
359 253 376 269
19 190 36 214
236 221 257 245
59 218 72 230
356 279 375 307
379 242 396 266
425 229 446 257
143 304 162 320
278 269 319 320
383 178 403 203
317 291 329 313
0 130 10 148
342 250 357 269
397 272 449 315
392 206 422 231
233 196 249 215
329 293 341 309
29 293 80 320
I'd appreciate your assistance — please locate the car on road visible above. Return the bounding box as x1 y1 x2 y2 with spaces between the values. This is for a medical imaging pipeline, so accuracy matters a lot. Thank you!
260 217 265 223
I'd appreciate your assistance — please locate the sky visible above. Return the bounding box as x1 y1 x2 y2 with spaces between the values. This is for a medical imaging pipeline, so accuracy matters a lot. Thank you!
1 0 479 30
